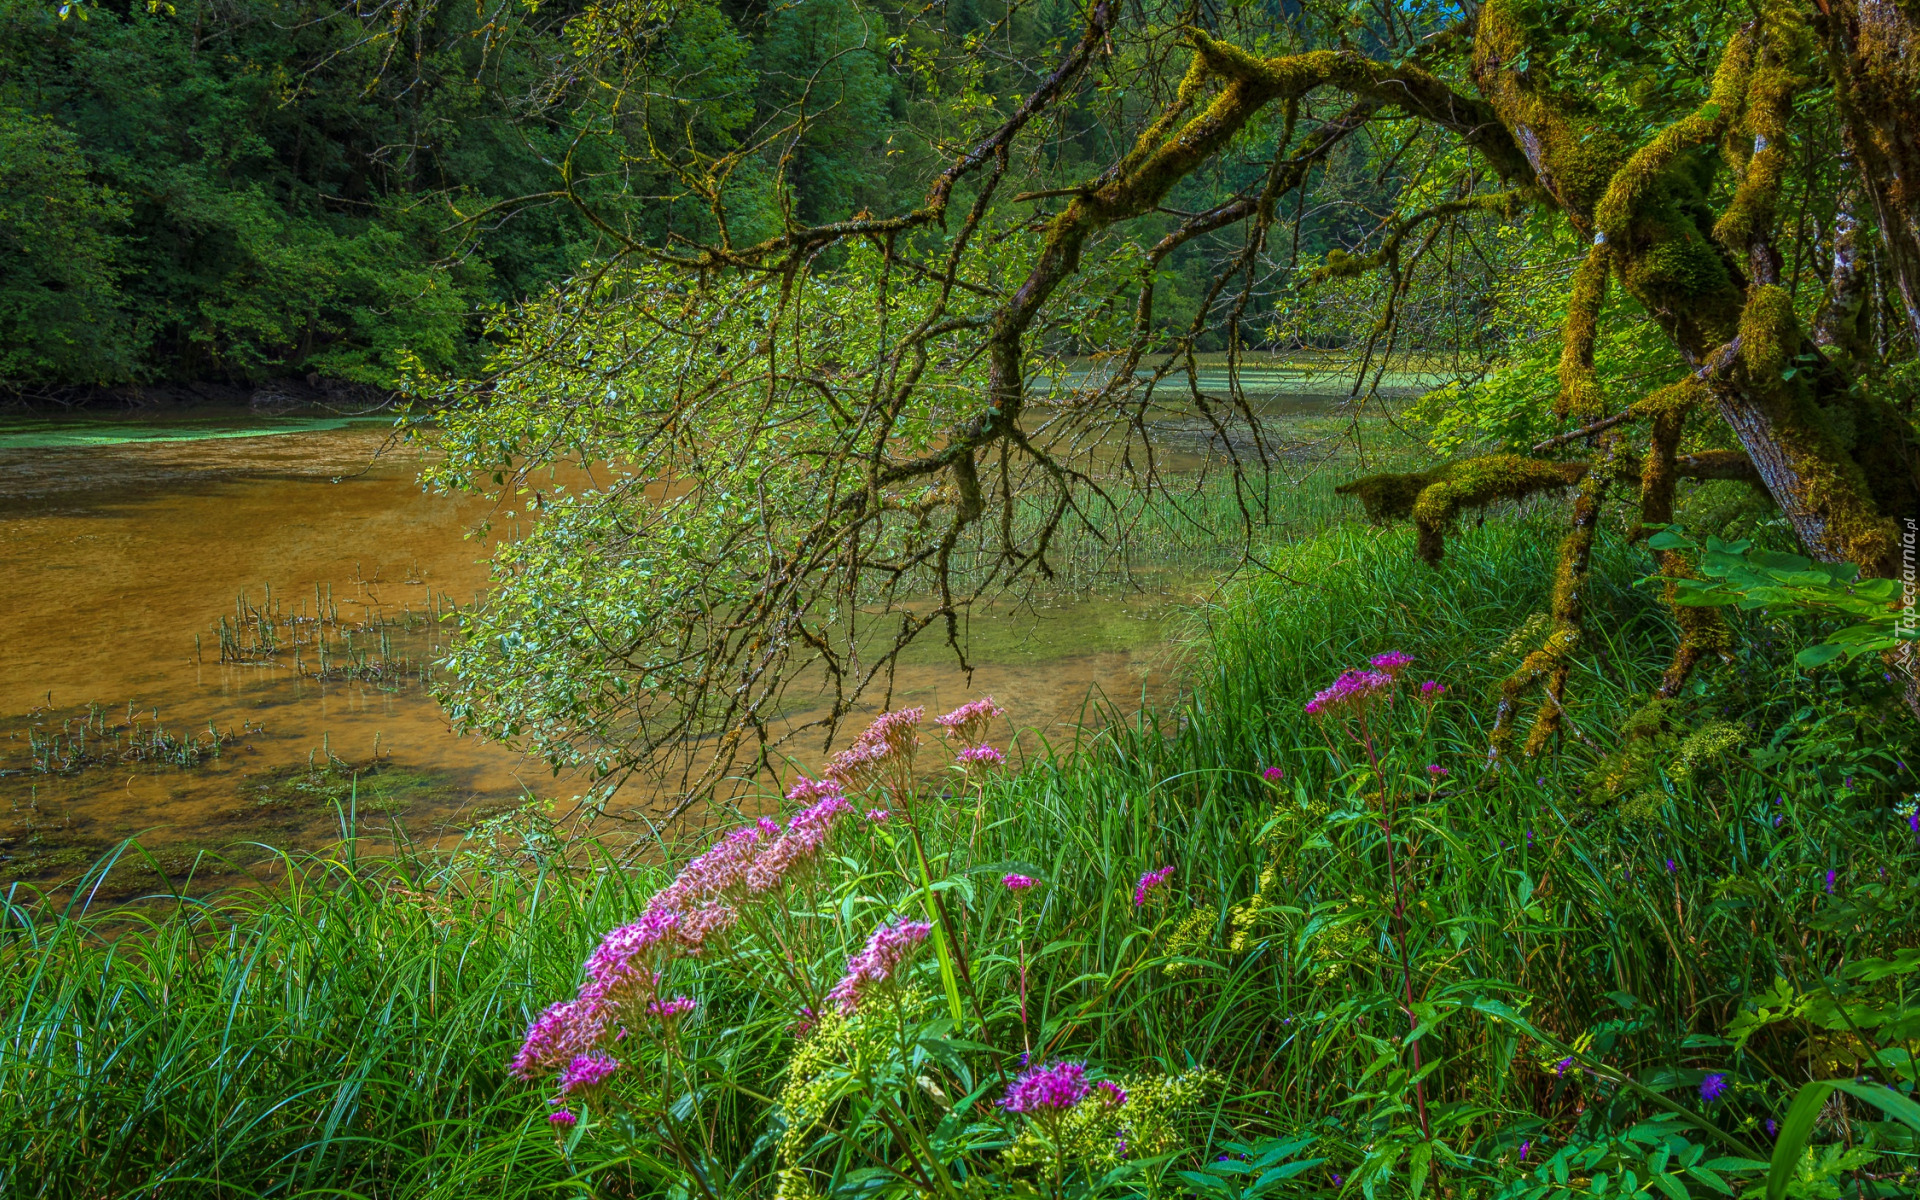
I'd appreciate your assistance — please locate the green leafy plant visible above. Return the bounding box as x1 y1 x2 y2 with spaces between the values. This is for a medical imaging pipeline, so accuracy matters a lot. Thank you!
1644 527 1912 667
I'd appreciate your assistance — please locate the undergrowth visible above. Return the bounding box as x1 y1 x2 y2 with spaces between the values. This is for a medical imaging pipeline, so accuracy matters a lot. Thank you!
2 519 1916 1199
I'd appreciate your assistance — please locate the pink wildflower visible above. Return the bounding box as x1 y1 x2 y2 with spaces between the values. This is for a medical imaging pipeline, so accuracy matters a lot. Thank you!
1419 680 1446 698
1134 865 1174 908
548 1107 578 1130
865 808 891 823
1306 668 1393 715
746 790 851 892
647 825 765 915
825 917 931 1014
825 708 923 790
1426 764 1449 778
999 1061 1091 1112
647 995 698 1020
936 697 1005 747
510 996 607 1079
786 775 845 805
795 1005 817 1037
955 744 1005 768
557 1050 620 1095
1261 766 1285 782
1002 873 1039 891
1369 651 1414 677
1095 1080 1128 1106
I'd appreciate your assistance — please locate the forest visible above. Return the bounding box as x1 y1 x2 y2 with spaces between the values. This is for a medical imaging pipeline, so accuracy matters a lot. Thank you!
2 0 1918 1196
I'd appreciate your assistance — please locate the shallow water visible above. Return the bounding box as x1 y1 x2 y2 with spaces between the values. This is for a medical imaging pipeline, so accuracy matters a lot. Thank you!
0 410 1189 894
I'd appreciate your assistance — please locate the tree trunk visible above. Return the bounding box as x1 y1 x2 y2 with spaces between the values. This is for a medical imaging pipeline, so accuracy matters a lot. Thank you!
1827 0 1920 346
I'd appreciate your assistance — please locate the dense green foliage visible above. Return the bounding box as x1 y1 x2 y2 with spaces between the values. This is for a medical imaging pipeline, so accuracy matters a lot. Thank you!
7 518 1916 1197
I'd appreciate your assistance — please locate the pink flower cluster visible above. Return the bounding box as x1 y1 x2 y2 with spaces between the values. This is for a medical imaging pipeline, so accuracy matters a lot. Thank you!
935 697 1005 747
1261 766 1285 782
558 1051 620 1095
825 707 924 791
1002 873 1038 891
1305 668 1393 717
955 744 1005 768
999 1061 1090 1113
746 788 851 893
1134 865 1174 908
511 781 857 1083
825 917 931 1014
1369 650 1414 676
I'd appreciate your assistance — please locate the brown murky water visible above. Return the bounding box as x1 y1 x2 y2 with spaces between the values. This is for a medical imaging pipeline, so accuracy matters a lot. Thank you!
0 411 1185 893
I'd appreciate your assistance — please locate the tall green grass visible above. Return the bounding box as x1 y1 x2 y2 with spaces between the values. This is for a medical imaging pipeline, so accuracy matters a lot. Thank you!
3 517 1915 1197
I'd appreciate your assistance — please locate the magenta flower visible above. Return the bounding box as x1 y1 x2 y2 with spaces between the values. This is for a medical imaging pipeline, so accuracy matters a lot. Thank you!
935 697 1005 746
1261 766 1285 782
1700 1073 1729 1102
746 789 851 893
1419 680 1445 698
647 995 698 1020
511 996 608 1080
548 1107 578 1130
999 1061 1091 1112
824 707 924 789
1426 764 1448 778
1369 650 1414 677
1003 873 1039 891
1306 669 1393 716
825 917 932 1014
1518 1139 1531 1162
1095 1080 1128 1106
955 744 1005 768
865 808 891 823
558 1050 620 1095
1134 865 1174 908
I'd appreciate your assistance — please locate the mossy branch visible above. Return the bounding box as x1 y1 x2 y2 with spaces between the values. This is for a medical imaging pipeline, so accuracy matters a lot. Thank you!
1336 455 1590 566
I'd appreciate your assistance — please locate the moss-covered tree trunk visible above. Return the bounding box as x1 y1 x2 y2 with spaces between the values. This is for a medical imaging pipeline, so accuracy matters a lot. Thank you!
1472 0 1919 578
1827 0 1920 346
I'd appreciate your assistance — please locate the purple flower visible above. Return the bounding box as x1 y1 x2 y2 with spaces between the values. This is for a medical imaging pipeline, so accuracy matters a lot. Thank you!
955 744 1005 768
935 697 1005 746
1426 764 1449 778
1824 870 1836 895
999 1061 1091 1112
647 995 698 1020
1518 1139 1531 1162
1700 1073 1729 1103
1766 1118 1779 1138
1909 811 1919 835
1553 1057 1573 1077
1370 651 1414 676
1307 669 1393 716
825 917 931 1014
1003 873 1039 891
1095 1080 1128 1106
866 808 891 823
1331 1175 1344 1187
558 1051 620 1095
1666 858 1677 873
548 1107 578 1130
1262 766 1286 782
1419 680 1445 698
1134 865 1174 907
825 707 924 789
747 790 852 893
1525 829 1535 846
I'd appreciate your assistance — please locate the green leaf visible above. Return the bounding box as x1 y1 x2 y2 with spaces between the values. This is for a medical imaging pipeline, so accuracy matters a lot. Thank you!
1793 643 1847 668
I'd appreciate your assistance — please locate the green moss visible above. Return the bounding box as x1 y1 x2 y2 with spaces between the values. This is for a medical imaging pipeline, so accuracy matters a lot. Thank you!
1337 455 1589 566
1556 244 1611 418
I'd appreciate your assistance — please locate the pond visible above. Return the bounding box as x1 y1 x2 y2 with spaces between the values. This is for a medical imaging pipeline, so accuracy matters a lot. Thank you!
0 409 1215 895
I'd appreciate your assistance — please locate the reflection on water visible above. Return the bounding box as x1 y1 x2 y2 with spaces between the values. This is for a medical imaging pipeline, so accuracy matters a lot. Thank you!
0 409 1191 894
